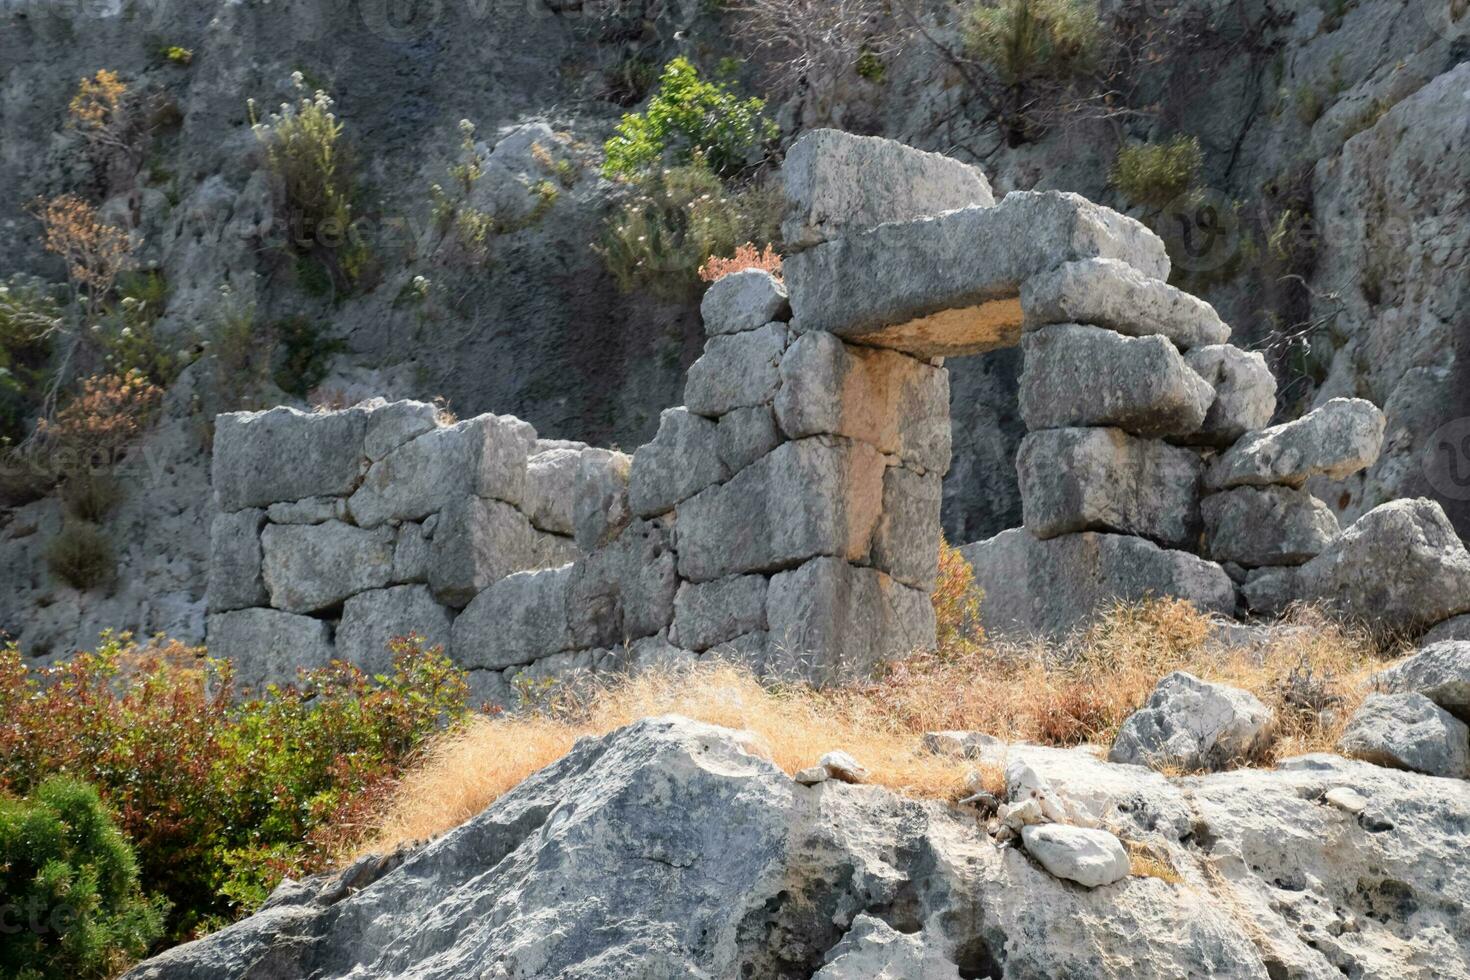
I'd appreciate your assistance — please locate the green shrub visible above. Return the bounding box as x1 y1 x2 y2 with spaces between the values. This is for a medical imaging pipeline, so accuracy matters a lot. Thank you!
0 777 167 979
270 316 346 398
962 0 1102 86
0 276 63 446
44 522 114 590
598 162 783 296
602 57 777 180
0 635 468 938
1111 135 1203 209
61 471 122 522
209 284 270 409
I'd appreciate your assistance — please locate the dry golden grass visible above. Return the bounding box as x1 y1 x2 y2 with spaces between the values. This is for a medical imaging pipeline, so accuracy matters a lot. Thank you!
366 598 1388 855
1125 839 1184 884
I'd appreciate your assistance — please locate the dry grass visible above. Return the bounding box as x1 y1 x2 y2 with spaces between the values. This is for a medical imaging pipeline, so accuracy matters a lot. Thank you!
365 598 1386 855
1125 839 1184 884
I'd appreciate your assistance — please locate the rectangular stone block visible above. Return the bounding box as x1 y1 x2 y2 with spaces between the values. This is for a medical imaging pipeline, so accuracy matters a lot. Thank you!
683 323 787 418
207 508 267 613
870 466 943 591
213 405 368 512
451 565 574 671
524 445 584 536
783 191 1169 358
337 585 453 675
781 129 995 250
1202 486 1339 567
429 496 549 608
671 574 768 652
573 448 633 552
628 408 729 518
765 557 935 685
675 437 886 583
348 412 537 528
567 517 679 649
775 332 951 474
1017 428 1203 548
260 520 395 613
207 607 335 691
1020 257 1229 350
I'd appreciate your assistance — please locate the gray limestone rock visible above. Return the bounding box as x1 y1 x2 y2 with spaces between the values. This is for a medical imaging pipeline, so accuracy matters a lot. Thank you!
962 529 1237 639
391 520 433 584
566 517 679 650
1109 671 1275 772
1017 428 1202 548
1376 642 1470 722
699 269 790 335
428 496 551 609
206 607 335 691
1422 615 1470 647
683 322 787 418
1201 485 1340 567
336 585 453 675
213 405 369 512
781 128 994 250
1207 398 1386 490
1337 692 1470 778
716 405 782 473
812 915 959 980
1019 324 1214 438
1020 257 1230 351
628 408 729 519
451 565 574 671
260 521 395 614
207 508 267 613
264 496 345 525
572 448 633 552
670 575 768 653
870 465 943 591
362 400 439 461
1020 824 1131 888
1182 345 1277 447
523 445 584 536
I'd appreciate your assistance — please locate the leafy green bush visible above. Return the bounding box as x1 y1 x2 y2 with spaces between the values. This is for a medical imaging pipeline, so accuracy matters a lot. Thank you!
0 635 468 938
0 276 63 446
602 57 777 180
0 777 167 979
599 162 783 295
269 316 346 398
963 0 1102 87
44 522 114 590
1111 135 1202 209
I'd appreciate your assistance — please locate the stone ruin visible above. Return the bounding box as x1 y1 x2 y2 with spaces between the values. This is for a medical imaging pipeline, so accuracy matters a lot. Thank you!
205 130 1470 703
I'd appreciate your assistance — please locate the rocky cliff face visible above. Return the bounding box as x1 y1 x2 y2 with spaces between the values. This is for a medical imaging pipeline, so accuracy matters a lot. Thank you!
124 714 1470 979
1 0 1466 652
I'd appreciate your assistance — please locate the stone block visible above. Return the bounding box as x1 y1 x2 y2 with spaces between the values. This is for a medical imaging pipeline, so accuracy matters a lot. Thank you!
349 413 536 527
676 437 886 583
716 405 782 473
1182 345 1276 447
1109 671 1274 771
567 518 679 649
1020 257 1229 350
452 565 573 671
683 323 787 418
766 557 935 685
774 332 950 473
213 405 368 512
429 496 547 608
392 519 433 584
1337 692 1470 778
336 585 453 675
207 508 267 613
700 269 790 335
784 191 1168 357
1207 398 1385 490
671 575 768 652
265 496 345 524
1019 325 1214 438
780 129 994 250
363 400 439 461
870 465 942 591
207 607 334 691
524 445 584 536
1017 428 1202 548
628 408 729 518
260 520 394 613
961 529 1237 639
1201 486 1339 567
573 448 633 552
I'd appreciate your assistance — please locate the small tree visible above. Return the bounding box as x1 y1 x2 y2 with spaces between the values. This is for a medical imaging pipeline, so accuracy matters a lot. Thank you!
0 777 167 979
602 57 777 180
67 69 153 187
1111 135 1203 209
31 195 131 321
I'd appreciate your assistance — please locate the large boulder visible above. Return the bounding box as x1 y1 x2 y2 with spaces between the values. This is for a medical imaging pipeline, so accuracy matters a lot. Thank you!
451 565 574 671
774 332 950 474
784 191 1168 357
683 322 787 418
260 521 395 614
212 405 369 512
1376 642 1470 721
1019 324 1214 438
1207 398 1385 490
1293 498 1470 636
1019 824 1131 888
1020 257 1229 351
1109 672 1275 772
1201 486 1340 567
1336 692 1470 779
1181 345 1277 447
205 607 335 691
675 437 885 583
130 717 1470 980
780 129 994 250
700 269 789 335
336 585 453 675
962 529 1236 639
1017 428 1202 548
523 444 585 536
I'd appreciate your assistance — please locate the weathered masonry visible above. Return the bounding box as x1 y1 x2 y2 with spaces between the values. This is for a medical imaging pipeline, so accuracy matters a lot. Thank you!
206 130 1470 702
